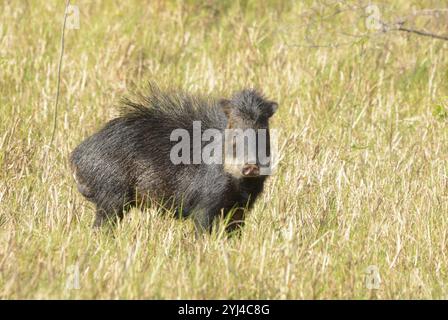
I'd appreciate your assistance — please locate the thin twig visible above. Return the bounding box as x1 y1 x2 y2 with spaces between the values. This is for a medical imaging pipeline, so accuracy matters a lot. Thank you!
49 0 71 147
379 18 448 41
395 25 448 41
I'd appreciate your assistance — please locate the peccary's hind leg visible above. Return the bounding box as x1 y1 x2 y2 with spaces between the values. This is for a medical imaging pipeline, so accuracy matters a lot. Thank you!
92 193 133 228
77 182 94 200
93 207 122 228
72 170 95 200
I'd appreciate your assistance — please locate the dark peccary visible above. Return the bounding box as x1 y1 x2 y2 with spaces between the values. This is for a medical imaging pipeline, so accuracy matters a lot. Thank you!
70 85 278 233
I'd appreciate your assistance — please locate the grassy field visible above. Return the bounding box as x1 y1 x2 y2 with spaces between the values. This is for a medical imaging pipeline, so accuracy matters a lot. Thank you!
0 0 447 299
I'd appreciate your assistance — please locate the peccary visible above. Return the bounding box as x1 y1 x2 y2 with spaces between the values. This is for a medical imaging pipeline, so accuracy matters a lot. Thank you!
70 85 278 233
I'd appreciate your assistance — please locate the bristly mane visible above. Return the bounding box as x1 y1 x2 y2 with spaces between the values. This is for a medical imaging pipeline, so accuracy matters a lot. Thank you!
118 83 226 131
117 83 272 132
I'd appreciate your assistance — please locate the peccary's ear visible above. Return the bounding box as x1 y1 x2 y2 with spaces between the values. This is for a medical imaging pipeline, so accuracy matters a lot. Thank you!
265 100 278 118
219 99 232 118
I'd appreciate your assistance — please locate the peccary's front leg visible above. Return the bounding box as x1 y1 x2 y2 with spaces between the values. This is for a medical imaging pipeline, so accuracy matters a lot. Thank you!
189 172 231 234
225 207 246 233
192 205 247 235
191 205 218 234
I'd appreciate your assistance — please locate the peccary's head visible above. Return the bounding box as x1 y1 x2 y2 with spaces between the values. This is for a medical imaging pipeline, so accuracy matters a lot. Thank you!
220 89 278 179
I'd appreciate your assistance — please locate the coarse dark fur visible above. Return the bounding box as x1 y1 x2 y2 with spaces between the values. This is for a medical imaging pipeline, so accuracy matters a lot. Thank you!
70 84 278 233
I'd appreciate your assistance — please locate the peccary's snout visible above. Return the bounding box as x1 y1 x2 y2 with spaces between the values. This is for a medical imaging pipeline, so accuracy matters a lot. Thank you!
242 164 260 177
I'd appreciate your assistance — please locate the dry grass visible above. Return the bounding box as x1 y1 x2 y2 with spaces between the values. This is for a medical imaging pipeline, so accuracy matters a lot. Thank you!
0 0 447 299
